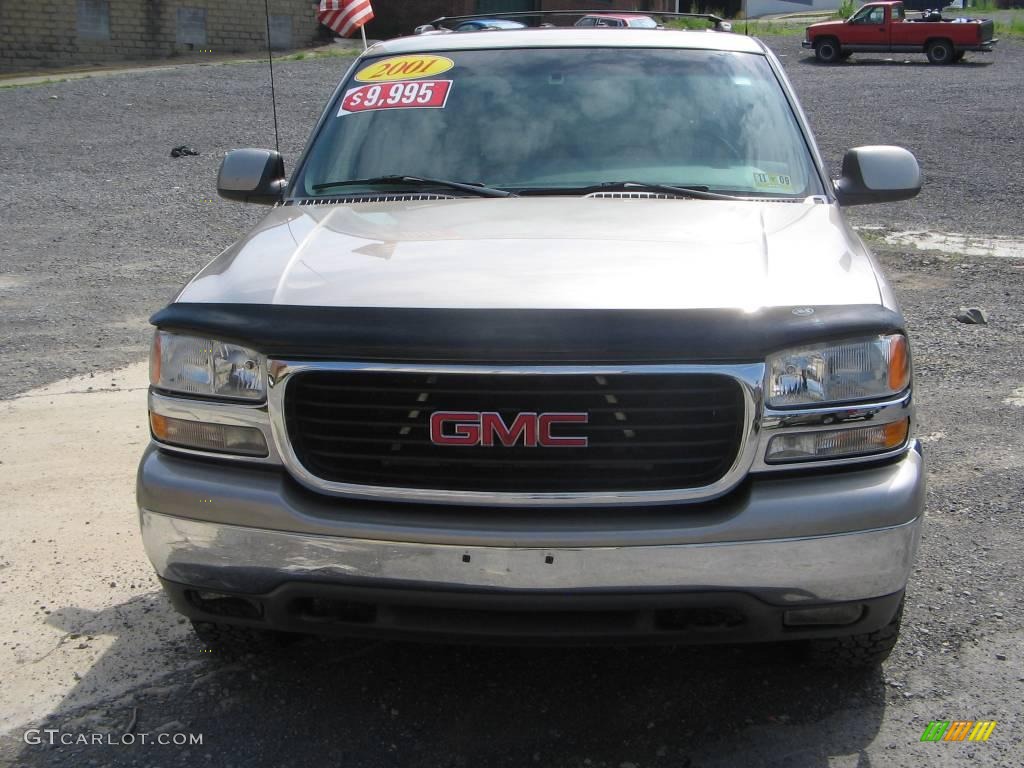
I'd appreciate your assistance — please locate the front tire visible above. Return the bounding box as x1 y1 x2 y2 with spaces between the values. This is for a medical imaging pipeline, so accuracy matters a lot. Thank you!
806 598 904 667
814 38 842 63
926 39 954 65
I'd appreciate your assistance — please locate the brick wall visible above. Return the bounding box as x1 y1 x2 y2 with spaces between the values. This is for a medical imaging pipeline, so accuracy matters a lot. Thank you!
0 0 321 73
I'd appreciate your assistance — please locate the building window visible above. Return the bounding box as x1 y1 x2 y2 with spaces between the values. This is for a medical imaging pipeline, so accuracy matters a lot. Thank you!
176 7 208 46
77 0 110 41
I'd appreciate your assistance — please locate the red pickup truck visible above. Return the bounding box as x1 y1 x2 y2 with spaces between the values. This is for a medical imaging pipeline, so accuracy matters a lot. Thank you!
804 1 997 64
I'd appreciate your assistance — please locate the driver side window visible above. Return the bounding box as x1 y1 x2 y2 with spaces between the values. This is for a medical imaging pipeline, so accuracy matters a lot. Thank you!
853 6 886 24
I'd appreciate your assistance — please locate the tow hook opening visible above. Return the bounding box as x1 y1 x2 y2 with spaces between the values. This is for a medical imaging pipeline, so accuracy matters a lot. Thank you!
655 607 745 631
783 603 864 628
290 597 377 624
186 590 264 620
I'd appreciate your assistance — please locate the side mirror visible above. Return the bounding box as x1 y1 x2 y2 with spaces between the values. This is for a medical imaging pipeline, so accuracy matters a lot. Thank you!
834 146 921 206
217 148 286 204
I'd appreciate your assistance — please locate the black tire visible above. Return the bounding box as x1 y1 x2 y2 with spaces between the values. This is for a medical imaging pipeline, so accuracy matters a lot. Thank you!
926 39 954 65
191 620 293 656
814 38 841 64
806 599 904 668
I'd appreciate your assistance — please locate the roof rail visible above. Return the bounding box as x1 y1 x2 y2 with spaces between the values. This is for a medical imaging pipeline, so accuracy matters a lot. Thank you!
415 10 732 34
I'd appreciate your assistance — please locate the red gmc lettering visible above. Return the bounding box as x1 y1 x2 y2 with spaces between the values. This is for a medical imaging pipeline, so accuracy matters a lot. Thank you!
429 412 480 446
480 412 538 447
538 413 589 447
429 412 588 447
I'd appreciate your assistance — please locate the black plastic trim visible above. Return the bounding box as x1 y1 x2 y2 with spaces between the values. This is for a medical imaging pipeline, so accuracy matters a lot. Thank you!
162 576 905 645
150 303 905 363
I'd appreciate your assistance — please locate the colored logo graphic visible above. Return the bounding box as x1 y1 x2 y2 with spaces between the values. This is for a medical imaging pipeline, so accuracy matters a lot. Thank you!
920 721 997 742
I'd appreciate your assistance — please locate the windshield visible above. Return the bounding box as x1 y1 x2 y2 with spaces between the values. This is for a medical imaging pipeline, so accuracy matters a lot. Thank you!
292 47 823 199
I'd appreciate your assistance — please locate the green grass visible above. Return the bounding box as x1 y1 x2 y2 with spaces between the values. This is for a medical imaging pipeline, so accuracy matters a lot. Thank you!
733 20 809 36
0 77 69 89
994 13 1024 38
276 47 360 63
665 17 809 35
664 18 716 30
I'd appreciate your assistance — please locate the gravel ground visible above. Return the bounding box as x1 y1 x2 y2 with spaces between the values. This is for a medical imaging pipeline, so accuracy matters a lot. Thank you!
1 37 1022 399
1 36 1023 768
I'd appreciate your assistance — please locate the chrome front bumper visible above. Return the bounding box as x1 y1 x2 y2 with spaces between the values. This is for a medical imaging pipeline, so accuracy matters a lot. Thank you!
139 441 925 604
142 508 921 603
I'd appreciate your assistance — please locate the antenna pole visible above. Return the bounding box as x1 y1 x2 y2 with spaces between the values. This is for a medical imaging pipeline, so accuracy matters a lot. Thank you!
360 22 368 51
263 0 282 154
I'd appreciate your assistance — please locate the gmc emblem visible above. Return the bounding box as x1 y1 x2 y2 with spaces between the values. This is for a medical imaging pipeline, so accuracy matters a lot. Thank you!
429 411 589 447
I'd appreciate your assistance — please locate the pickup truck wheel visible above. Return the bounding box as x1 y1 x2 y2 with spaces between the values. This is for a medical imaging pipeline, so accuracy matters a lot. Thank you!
926 39 954 65
814 38 841 63
191 620 294 656
806 598 904 668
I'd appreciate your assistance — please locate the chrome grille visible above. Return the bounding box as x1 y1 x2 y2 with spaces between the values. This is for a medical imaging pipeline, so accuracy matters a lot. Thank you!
283 370 745 494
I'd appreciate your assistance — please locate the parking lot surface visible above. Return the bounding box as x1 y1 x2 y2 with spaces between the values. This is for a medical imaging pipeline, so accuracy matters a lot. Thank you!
1 36 1022 768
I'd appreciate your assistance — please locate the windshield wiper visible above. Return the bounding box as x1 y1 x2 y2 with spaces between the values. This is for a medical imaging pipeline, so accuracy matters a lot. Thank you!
311 175 516 198
519 181 746 201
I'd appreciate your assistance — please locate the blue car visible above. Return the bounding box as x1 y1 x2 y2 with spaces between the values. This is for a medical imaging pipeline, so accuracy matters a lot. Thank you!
452 18 527 32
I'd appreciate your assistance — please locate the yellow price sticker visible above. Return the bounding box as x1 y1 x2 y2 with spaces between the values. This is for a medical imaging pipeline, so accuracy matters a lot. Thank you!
355 55 455 83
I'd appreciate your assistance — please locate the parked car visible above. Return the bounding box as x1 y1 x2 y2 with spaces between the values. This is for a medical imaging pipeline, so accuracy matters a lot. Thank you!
574 13 659 28
804 0 997 64
139 18 925 667
452 18 526 32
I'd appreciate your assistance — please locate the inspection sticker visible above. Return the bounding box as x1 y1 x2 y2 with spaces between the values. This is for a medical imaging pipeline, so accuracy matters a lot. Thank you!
753 172 794 191
338 80 453 116
354 54 454 83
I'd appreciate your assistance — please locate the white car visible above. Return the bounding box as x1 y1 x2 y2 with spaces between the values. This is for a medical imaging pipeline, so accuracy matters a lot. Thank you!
574 13 659 28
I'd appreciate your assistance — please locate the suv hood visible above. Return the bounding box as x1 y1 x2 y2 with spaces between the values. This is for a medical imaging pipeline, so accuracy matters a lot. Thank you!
177 198 883 310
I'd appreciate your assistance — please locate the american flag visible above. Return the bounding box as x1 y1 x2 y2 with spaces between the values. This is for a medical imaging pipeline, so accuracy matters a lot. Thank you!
318 0 374 38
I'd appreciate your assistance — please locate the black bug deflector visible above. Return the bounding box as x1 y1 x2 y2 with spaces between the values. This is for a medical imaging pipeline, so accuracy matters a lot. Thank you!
150 303 905 364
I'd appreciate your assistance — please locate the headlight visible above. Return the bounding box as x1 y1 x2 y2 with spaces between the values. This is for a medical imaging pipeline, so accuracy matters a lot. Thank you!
150 331 265 401
765 334 909 408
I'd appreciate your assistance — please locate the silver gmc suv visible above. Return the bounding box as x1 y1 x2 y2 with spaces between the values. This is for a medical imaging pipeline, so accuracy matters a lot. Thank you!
138 18 925 665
